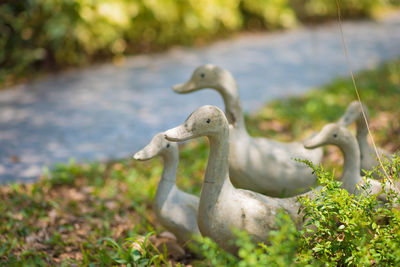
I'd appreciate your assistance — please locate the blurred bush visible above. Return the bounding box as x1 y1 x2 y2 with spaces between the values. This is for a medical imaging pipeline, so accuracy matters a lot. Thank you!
291 0 383 21
0 0 397 86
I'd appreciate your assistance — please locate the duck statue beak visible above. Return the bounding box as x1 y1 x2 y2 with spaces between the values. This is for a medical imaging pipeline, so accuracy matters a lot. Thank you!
165 125 193 142
133 146 157 161
303 131 325 149
172 81 196 94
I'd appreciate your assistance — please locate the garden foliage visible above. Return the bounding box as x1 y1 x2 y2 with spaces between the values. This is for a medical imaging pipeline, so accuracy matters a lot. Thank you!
192 157 400 266
1 0 397 85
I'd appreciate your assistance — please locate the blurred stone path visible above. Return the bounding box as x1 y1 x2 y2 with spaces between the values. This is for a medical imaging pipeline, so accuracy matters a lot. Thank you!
1 14 400 182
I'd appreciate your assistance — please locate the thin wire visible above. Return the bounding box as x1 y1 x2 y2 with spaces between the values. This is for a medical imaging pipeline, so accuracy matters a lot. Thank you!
335 0 392 182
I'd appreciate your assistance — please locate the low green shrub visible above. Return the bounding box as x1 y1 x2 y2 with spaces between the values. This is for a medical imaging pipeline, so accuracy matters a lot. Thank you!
1 0 396 86
291 0 385 21
298 158 400 265
191 156 400 266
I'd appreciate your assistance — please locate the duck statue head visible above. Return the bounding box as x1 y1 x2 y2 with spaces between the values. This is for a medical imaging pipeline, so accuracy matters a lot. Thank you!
303 123 356 150
173 64 235 95
165 105 229 142
337 101 369 127
134 133 177 161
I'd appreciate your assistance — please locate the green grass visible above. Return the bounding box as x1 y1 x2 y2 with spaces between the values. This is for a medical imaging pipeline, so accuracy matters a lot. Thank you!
0 59 399 265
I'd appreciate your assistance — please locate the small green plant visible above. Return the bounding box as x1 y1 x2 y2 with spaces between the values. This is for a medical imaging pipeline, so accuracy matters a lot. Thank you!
191 235 237 266
235 211 307 267
192 210 307 266
99 233 169 267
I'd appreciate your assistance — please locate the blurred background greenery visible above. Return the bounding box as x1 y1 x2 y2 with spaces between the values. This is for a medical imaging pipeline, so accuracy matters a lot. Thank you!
1 0 399 87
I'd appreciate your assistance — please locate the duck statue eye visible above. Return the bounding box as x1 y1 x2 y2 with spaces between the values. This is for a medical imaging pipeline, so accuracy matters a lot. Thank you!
206 118 211 123
200 73 205 78
166 143 170 148
333 134 338 138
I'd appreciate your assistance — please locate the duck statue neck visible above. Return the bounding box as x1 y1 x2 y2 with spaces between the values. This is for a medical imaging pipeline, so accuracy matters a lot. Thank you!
304 123 361 193
173 65 247 134
134 133 200 244
338 101 392 178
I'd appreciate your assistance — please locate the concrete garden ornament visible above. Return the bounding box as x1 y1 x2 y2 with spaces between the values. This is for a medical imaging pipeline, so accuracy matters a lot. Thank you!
304 123 398 199
173 64 323 197
164 105 320 254
133 133 200 244
338 101 392 178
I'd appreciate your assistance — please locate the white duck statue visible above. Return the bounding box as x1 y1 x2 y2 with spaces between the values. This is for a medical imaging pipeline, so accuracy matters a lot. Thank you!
304 123 398 199
134 133 200 244
173 64 323 197
337 101 392 178
164 105 319 254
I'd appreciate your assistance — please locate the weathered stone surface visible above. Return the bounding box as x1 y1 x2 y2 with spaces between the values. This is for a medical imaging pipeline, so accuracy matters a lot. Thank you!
1 15 400 182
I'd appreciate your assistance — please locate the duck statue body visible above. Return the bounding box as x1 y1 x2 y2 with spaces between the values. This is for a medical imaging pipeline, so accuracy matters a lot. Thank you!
173 64 323 197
